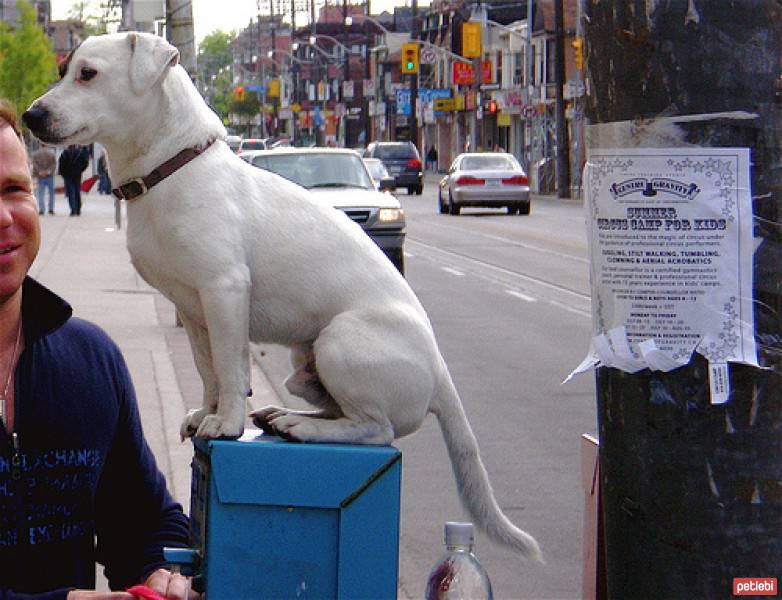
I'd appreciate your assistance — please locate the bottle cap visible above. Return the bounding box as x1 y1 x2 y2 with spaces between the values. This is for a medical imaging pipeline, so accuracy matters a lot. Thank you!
444 521 474 546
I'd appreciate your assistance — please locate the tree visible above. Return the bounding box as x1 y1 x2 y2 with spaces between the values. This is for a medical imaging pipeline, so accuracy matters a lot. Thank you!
0 1 57 120
66 1 109 37
196 30 236 125
228 91 262 137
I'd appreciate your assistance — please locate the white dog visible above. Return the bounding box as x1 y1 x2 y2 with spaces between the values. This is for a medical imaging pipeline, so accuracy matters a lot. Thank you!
24 32 541 560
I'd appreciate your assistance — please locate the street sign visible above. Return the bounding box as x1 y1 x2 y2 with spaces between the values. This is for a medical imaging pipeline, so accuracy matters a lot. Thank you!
434 98 456 112
420 47 437 65
395 89 411 116
522 104 537 119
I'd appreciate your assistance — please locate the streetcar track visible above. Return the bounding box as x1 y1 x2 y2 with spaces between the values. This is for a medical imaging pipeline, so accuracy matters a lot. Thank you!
414 218 589 264
407 237 592 302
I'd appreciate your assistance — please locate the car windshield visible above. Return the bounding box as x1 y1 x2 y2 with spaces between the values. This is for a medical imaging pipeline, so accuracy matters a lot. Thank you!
365 161 389 181
374 145 416 160
241 140 265 151
252 153 374 190
461 155 518 171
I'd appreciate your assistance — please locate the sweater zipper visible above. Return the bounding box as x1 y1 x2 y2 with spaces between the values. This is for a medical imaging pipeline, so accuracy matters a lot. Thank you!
10 432 21 481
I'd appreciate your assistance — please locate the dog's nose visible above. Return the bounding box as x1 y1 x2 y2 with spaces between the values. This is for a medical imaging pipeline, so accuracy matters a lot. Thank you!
21 106 48 133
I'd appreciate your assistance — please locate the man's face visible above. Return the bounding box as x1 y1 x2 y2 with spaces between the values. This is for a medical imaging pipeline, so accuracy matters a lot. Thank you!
0 125 39 305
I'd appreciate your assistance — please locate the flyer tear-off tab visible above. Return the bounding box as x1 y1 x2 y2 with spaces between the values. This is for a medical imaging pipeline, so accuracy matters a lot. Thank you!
709 363 730 404
569 148 758 397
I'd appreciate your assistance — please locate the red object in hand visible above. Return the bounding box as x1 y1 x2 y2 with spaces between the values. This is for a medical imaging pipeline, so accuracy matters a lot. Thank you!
126 585 167 600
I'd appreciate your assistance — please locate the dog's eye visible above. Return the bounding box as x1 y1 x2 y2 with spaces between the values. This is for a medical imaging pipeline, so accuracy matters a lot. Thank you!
79 67 97 82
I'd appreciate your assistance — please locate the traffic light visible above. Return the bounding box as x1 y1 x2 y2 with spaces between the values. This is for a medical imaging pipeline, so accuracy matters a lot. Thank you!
462 22 482 58
401 42 419 75
487 99 498 114
234 85 246 101
572 37 584 70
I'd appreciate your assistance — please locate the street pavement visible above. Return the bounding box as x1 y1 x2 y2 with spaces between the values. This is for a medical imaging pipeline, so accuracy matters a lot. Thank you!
29 173 565 595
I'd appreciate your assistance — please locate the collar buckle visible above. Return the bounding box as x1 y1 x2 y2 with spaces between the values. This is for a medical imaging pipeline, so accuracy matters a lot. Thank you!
113 177 148 201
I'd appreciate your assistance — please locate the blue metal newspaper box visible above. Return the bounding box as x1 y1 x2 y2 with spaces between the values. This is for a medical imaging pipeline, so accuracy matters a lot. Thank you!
187 433 401 599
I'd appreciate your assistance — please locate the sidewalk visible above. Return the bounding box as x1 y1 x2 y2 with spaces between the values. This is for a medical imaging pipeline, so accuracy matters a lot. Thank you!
30 189 279 511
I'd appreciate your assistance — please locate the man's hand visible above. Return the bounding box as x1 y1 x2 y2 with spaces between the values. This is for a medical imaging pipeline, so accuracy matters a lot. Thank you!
65 569 199 600
144 568 199 600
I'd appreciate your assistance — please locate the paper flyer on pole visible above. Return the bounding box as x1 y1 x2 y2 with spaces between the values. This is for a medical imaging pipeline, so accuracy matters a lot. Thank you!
569 148 757 403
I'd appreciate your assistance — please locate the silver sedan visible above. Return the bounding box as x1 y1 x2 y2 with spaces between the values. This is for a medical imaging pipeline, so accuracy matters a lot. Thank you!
438 152 531 215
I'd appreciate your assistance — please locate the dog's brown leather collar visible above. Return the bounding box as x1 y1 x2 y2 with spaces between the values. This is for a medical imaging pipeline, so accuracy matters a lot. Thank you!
112 139 215 201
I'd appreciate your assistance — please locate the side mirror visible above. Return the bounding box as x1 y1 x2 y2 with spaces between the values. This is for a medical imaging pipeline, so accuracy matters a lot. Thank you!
379 177 396 192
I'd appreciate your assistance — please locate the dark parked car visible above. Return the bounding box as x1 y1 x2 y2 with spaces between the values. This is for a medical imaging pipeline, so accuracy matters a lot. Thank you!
363 141 423 195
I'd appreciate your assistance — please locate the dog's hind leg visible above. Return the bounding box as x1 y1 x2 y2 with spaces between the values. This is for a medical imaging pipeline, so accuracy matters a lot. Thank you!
266 310 435 444
250 344 343 436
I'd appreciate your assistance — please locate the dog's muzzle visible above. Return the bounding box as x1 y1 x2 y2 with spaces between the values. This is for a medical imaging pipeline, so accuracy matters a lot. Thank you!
21 106 49 136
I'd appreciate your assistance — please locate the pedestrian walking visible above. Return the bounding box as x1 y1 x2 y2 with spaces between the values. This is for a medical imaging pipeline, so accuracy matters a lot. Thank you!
30 143 56 215
57 144 89 216
97 149 111 194
427 145 438 173
0 100 195 599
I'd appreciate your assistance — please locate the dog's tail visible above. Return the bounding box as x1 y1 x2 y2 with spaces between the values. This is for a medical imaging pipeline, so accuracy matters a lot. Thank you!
433 370 543 562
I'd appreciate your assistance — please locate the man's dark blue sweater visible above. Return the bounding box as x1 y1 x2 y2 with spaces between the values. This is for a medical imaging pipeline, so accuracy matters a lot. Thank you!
0 278 190 599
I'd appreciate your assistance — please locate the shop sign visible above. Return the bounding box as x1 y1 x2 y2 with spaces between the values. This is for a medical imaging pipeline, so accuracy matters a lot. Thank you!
465 90 477 110
396 89 411 116
343 80 354 100
452 61 494 85
363 79 375 98
452 62 473 85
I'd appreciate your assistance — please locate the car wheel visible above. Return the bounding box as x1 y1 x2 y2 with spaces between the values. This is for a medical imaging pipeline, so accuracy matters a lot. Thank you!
519 202 531 215
388 248 405 276
448 192 460 215
507 205 519 215
415 185 423 195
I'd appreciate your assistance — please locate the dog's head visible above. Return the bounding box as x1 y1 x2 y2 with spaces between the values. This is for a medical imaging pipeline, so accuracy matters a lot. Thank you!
23 32 180 146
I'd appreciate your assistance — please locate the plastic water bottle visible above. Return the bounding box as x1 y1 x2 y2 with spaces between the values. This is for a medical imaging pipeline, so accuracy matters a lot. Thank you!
424 522 494 600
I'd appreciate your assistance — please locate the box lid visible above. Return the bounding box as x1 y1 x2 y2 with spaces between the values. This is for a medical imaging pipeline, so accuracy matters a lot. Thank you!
196 432 401 509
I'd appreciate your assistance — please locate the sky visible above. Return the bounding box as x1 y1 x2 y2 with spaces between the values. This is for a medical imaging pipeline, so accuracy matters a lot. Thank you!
50 0 409 46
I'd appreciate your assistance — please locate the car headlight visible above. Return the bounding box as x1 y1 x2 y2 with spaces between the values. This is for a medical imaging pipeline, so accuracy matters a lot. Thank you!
378 208 404 223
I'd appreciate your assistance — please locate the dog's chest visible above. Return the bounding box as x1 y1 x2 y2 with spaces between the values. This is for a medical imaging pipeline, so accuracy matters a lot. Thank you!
125 206 189 293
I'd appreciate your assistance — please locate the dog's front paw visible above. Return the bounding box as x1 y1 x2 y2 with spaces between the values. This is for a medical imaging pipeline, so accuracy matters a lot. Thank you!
195 414 244 439
180 408 210 440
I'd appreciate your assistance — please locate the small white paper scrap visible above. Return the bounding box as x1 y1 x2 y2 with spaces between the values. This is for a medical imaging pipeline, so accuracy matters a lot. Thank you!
708 363 730 404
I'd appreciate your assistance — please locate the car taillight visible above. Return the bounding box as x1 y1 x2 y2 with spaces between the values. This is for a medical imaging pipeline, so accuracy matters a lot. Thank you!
406 158 422 170
456 175 485 185
502 175 529 185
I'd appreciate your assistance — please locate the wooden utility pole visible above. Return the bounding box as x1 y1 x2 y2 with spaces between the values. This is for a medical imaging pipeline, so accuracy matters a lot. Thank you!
410 0 419 150
585 2 782 597
553 0 570 198
165 0 196 79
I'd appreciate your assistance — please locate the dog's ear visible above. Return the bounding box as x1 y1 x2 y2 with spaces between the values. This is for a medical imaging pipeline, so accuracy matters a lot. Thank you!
127 32 180 96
